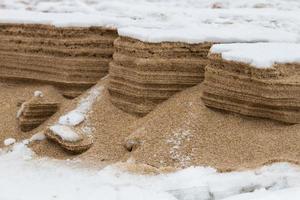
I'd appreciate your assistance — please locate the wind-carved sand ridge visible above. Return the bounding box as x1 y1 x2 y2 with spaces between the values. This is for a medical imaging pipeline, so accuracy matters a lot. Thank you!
202 43 300 124
0 23 118 98
108 36 212 115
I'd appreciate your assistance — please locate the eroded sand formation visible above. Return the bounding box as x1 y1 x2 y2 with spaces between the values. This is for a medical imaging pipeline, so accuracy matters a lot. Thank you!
202 53 300 124
0 23 118 98
31 80 300 172
123 83 300 171
45 125 94 153
1 23 300 173
17 90 61 132
108 36 212 115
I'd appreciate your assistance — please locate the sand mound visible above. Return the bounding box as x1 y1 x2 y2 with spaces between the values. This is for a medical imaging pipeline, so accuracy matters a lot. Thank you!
28 77 300 172
124 83 300 171
0 23 118 98
31 78 138 163
17 89 61 132
202 53 300 124
108 36 212 115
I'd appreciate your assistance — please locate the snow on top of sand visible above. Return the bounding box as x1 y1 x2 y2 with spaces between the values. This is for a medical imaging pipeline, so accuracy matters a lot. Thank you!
50 125 81 142
47 84 104 142
118 24 299 43
1 0 300 43
29 132 46 142
59 85 104 126
34 90 43 97
3 138 16 146
2 0 300 13
1 142 300 200
211 43 300 68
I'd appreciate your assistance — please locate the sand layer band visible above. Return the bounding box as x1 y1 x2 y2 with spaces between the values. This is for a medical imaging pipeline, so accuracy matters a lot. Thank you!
0 23 118 98
202 53 300 124
108 36 212 115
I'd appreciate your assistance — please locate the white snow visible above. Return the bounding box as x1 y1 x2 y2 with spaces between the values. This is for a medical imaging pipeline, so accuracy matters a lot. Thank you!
49 125 81 142
58 85 104 126
117 24 299 44
210 43 300 68
223 187 300 200
1 1 300 43
49 84 104 142
16 91 43 119
16 102 25 118
29 132 46 142
3 138 16 146
1 143 300 200
58 110 85 126
34 90 43 97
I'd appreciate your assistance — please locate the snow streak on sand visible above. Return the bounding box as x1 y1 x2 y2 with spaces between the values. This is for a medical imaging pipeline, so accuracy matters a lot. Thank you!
48 84 104 142
58 85 104 127
1 143 300 200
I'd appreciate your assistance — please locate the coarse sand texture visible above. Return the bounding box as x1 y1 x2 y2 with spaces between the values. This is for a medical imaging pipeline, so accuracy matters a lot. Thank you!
0 23 118 98
30 80 300 172
124 83 300 171
108 36 212 115
202 43 300 124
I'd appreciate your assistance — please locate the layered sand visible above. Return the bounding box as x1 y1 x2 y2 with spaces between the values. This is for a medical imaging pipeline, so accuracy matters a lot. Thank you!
32 78 138 163
26 79 300 172
108 36 212 115
202 52 300 124
0 23 118 98
18 89 61 132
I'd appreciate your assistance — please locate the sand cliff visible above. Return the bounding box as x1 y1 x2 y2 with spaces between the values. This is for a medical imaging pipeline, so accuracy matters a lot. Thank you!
108 36 212 115
202 53 300 124
0 23 117 98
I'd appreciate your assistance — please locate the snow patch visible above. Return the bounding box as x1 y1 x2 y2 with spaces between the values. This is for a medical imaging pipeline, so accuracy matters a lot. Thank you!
1 144 300 200
211 43 300 68
49 84 104 142
3 138 16 146
166 129 193 167
59 110 85 126
34 90 43 97
30 132 46 142
50 125 81 142
58 85 104 126
1 3 300 43
16 102 25 118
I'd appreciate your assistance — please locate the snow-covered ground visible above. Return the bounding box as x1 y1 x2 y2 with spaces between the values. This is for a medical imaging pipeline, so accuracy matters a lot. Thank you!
210 43 300 68
1 142 300 200
1 0 300 43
